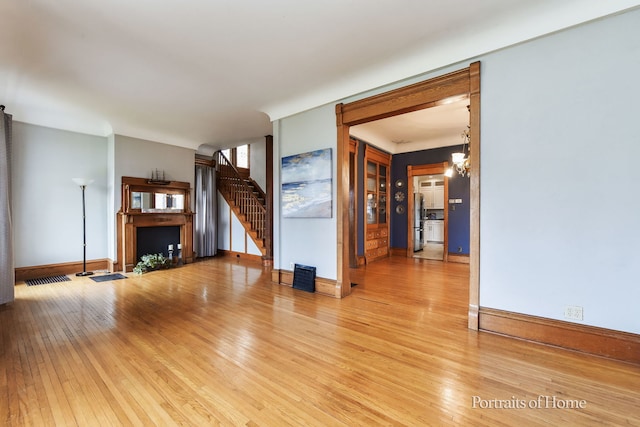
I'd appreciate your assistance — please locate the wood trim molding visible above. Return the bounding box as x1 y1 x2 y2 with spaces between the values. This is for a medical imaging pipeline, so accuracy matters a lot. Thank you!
15 259 111 282
336 104 351 297
447 253 470 264
216 250 262 264
340 69 471 125
389 247 406 257
264 135 274 262
468 62 481 330
195 156 215 167
272 269 338 297
348 137 359 268
479 307 640 365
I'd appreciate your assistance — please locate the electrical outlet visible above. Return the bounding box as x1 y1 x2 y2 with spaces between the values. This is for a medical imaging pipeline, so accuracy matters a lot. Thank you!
564 305 584 321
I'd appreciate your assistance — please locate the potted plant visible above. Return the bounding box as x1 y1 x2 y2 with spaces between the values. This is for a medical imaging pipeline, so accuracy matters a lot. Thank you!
133 253 170 275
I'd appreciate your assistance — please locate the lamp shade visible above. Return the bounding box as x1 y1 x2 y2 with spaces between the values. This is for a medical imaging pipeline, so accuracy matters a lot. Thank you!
72 178 94 186
451 152 466 164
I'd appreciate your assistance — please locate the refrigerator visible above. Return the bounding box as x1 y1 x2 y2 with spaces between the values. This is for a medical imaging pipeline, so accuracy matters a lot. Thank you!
413 193 424 251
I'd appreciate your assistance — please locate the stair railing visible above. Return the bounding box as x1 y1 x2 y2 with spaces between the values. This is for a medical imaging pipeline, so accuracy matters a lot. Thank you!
215 151 266 242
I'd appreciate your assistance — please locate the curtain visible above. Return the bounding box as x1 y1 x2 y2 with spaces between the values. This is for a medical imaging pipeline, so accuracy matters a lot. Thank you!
0 107 14 304
194 164 217 257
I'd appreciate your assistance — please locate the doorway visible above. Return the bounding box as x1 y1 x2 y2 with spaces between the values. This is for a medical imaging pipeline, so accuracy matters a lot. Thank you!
413 173 446 261
407 163 448 262
336 62 480 329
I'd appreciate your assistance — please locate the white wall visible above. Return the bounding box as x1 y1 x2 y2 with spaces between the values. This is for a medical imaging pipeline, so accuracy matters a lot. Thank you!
11 126 197 267
12 122 108 267
113 134 195 211
479 8 640 334
275 104 337 279
250 140 267 191
106 134 116 266
275 8 640 333
111 134 195 261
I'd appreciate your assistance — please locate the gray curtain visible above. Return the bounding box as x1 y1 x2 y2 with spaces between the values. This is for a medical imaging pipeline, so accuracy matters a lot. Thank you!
0 107 14 304
195 164 217 257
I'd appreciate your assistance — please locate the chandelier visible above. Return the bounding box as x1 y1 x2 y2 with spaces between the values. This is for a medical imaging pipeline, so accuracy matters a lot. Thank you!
445 125 470 178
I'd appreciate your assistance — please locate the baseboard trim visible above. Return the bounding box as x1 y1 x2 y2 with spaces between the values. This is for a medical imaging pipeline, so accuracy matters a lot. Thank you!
15 259 111 282
216 249 262 264
447 253 470 264
479 307 640 365
271 269 338 297
389 247 406 257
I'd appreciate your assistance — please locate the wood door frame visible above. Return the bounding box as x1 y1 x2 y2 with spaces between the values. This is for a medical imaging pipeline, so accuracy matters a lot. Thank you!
407 162 449 262
336 62 481 329
348 138 359 267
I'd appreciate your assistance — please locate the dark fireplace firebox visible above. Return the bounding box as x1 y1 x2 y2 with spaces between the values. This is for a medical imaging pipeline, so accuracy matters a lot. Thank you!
136 226 180 262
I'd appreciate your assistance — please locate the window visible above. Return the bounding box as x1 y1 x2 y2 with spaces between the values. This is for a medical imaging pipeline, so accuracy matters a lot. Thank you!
236 144 249 169
221 145 250 170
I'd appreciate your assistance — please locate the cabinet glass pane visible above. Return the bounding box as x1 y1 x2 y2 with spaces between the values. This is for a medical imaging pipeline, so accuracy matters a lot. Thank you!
379 165 387 192
367 177 377 192
367 161 377 175
378 194 386 223
366 193 377 224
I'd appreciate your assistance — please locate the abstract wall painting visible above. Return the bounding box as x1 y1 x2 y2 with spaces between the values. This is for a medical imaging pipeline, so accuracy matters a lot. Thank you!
281 148 332 218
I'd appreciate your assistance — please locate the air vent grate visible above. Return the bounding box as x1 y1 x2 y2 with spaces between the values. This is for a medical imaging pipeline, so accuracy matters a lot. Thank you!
293 264 316 293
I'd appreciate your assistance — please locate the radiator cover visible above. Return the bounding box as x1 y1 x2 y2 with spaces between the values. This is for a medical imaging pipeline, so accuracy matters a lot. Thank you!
292 264 316 293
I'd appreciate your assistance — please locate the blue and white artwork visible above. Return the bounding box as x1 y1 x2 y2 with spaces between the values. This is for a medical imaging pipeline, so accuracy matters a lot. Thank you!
281 148 332 218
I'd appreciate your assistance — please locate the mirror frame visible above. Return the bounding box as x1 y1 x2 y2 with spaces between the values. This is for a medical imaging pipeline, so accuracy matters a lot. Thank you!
121 176 192 214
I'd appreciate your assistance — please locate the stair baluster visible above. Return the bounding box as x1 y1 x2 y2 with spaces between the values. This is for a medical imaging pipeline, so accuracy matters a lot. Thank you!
215 151 267 255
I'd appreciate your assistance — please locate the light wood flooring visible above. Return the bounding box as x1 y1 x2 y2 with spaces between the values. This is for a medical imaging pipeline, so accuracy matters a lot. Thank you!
1 256 639 426
413 243 444 260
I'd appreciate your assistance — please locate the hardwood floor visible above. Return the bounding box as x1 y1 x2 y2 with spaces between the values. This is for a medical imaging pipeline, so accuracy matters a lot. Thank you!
412 243 444 260
1 257 638 426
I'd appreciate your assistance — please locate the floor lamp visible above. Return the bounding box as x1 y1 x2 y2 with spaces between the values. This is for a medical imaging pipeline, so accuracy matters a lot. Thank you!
72 178 94 276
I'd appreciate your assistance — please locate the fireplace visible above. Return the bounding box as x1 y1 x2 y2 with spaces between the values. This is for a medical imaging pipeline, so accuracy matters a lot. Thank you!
116 176 194 272
136 226 180 262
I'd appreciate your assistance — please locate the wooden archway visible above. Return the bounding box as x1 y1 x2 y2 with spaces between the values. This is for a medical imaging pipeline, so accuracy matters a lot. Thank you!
336 62 481 329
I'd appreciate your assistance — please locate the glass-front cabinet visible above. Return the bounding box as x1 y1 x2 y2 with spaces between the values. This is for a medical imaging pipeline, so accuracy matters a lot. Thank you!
364 145 391 263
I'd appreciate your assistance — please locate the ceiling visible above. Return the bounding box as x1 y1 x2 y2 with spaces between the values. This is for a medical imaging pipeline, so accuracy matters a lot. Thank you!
350 99 470 154
1 1 637 152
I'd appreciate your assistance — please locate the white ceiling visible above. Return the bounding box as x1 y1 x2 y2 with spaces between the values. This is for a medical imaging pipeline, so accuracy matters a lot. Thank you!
1 1 638 152
350 99 470 154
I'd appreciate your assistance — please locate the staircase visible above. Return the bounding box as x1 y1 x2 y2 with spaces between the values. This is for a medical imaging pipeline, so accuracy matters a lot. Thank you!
215 151 268 256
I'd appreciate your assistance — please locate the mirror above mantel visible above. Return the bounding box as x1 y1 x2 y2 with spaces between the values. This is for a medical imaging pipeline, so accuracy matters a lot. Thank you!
131 191 185 213
121 176 191 214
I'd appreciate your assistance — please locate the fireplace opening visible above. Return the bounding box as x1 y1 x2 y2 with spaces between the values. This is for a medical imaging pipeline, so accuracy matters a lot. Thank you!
136 226 180 262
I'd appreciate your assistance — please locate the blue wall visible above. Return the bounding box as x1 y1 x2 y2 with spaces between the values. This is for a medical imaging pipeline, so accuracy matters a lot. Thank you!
355 141 470 256
391 146 470 254
446 171 470 254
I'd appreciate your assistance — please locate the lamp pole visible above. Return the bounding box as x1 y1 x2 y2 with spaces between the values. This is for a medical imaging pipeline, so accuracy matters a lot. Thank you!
73 178 94 276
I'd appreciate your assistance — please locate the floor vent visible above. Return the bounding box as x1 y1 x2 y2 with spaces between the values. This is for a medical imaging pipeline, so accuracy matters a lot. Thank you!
25 275 71 286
